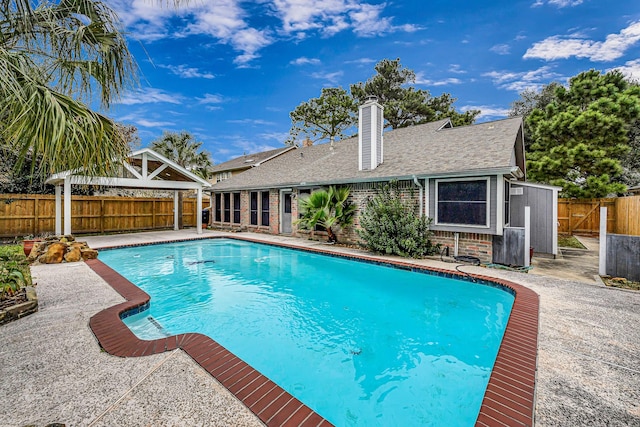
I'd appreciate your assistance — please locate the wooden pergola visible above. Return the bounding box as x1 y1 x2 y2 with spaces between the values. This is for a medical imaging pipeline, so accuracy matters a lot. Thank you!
45 148 212 236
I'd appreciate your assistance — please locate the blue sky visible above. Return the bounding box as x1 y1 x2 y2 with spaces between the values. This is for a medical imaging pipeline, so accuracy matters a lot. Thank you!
108 0 640 164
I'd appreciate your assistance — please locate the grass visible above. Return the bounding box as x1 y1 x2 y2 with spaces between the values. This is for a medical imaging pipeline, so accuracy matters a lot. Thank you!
558 234 586 249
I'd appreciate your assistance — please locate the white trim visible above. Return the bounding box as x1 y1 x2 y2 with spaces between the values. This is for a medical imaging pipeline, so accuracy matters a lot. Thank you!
196 188 203 234
515 181 563 191
55 185 62 235
599 207 607 275
434 177 491 228
358 107 364 171
122 161 143 180
147 163 168 180
66 176 203 190
173 191 179 231
64 178 71 235
496 175 504 236
524 206 531 267
424 178 430 218
552 188 559 256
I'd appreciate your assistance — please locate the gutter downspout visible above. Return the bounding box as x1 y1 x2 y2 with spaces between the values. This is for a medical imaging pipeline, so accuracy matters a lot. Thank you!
412 175 423 217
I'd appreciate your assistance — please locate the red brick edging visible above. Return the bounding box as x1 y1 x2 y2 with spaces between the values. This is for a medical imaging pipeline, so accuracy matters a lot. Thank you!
87 236 539 427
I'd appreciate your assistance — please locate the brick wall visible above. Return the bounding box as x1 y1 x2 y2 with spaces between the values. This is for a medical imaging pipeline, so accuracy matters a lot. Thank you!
213 183 495 262
431 231 493 262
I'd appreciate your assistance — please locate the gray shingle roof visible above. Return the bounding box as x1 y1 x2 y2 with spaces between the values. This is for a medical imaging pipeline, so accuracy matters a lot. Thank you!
209 146 294 173
212 117 524 191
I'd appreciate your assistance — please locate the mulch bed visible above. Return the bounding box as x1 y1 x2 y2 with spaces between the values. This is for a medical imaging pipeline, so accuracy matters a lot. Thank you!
602 276 640 291
0 288 28 311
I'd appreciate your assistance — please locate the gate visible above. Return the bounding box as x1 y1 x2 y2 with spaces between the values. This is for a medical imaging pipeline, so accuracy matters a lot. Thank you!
558 198 616 235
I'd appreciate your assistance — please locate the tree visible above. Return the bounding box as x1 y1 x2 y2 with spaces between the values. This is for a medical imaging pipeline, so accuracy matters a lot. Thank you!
286 87 357 146
295 186 356 243
357 182 438 258
350 58 478 129
1 0 137 177
509 82 562 151
150 130 213 228
526 69 640 197
117 123 142 151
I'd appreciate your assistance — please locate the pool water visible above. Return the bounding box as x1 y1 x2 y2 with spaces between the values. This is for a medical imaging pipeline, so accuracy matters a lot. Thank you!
99 239 514 426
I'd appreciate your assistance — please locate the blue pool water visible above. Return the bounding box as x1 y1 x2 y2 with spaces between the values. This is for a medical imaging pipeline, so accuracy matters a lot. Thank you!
99 239 514 426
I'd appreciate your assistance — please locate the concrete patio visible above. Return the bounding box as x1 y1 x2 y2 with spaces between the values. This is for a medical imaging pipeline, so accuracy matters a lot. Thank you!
1 229 639 426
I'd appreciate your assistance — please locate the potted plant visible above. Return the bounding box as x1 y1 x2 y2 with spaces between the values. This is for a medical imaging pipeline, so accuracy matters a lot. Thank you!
22 235 41 256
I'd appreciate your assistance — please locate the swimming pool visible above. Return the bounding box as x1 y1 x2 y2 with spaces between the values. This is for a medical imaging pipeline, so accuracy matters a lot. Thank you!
99 238 515 426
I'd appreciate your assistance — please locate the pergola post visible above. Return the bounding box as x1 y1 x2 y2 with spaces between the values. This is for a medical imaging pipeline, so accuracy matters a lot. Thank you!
173 190 179 231
55 185 62 235
64 178 72 235
196 188 203 234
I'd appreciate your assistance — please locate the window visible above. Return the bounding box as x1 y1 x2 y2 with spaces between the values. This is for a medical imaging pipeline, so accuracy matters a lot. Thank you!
250 192 258 225
214 193 221 222
261 191 270 226
436 179 488 226
216 171 232 183
223 193 231 223
233 193 241 224
504 180 511 226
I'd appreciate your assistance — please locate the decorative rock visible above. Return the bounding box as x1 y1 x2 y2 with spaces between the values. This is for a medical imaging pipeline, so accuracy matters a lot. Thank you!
40 242 67 264
27 242 45 262
81 249 99 260
64 247 82 262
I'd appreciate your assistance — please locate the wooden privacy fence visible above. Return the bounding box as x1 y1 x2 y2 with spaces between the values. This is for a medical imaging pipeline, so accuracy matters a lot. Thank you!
0 194 211 238
558 196 640 236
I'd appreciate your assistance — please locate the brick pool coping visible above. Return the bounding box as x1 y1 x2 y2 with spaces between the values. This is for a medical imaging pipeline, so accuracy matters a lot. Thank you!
87 235 539 427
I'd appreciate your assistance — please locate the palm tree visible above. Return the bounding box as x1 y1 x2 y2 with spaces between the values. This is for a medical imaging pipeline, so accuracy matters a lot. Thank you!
150 130 213 228
1 0 136 177
296 186 356 243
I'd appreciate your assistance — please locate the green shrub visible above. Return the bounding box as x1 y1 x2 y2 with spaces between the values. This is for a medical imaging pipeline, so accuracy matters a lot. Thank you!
357 183 439 258
0 245 31 299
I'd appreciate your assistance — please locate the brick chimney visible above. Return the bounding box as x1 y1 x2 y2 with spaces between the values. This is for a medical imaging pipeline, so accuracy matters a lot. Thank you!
358 96 384 171
302 137 313 147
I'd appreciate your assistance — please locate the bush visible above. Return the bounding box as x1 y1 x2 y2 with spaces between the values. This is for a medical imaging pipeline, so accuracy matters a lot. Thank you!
357 183 438 258
0 245 31 299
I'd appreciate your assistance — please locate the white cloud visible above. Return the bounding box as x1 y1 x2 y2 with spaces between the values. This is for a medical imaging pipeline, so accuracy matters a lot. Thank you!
532 0 584 7
344 58 377 65
461 105 510 120
117 88 183 105
136 118 176 128
259 131 291 142
524 20 640 62
610 59 640 81
483 66 563 92
271 0 419 38
290 57 321 65
310 70 344 84
448 64 467 74
227 119 276 126
115 0 419 66
159 64 215 79
414 73 462 86
198 94 225 104
490 44 511 55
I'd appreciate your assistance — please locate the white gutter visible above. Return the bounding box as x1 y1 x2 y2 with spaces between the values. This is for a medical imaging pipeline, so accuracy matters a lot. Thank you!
412 175 423 217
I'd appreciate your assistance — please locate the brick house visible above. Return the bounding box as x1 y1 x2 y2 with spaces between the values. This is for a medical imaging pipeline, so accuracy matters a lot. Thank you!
211 98 557 263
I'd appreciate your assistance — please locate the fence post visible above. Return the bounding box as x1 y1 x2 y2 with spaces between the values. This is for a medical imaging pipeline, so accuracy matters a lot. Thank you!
525 206 531 267
599 206 607 276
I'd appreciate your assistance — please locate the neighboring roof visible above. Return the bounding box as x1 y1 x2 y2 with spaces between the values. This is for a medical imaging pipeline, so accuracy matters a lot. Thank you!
212 117 525 191
46 148 212 190
209 146 295 173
